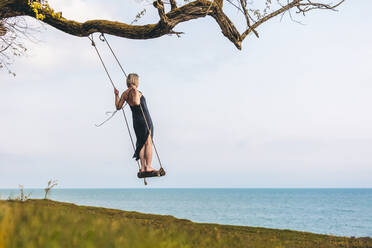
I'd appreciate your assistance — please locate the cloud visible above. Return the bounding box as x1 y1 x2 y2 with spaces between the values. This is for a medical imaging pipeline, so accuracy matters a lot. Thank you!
50 0 115 21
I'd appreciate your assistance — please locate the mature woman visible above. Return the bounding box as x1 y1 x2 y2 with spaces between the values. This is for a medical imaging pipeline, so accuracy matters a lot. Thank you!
114 73 156 173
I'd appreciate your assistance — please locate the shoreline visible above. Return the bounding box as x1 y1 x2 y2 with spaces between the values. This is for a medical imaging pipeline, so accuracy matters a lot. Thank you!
1 188 371 238
1 199 371 248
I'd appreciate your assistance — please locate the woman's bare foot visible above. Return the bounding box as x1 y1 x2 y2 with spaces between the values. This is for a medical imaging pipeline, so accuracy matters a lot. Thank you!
145 166 157 172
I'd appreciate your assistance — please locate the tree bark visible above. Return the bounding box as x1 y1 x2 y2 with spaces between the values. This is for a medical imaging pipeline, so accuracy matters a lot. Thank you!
0 0 344 50
0 22 6 36
1 0 242 49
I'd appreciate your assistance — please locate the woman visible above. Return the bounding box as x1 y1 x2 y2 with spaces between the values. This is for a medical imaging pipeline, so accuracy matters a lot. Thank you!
114 73 156 173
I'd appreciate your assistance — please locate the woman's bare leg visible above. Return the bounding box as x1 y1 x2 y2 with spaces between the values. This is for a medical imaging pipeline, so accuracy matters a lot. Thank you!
139 146 146 172
144 135 155 172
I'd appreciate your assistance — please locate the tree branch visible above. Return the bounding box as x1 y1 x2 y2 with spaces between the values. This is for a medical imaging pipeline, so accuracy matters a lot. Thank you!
153 0 168 23
0 0 345 53
3 0 242 48
296 0 344 14
169 0 177 10
239 0 259 38
241 0 301 40
240 0 343 40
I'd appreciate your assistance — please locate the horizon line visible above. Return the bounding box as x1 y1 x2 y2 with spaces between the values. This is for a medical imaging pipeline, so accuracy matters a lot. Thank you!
1 187 372 190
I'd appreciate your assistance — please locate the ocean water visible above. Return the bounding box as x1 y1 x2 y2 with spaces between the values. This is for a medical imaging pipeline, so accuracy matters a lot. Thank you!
1 188 371 237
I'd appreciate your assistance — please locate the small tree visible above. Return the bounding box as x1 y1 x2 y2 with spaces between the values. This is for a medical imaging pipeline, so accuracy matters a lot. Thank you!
16 184 31 202
44 179 58 200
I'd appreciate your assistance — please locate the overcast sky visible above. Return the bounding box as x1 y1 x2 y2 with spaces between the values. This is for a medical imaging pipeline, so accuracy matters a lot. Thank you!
0 0 371 188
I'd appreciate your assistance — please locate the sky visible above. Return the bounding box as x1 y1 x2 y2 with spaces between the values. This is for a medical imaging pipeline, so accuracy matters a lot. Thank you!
0 0 371 188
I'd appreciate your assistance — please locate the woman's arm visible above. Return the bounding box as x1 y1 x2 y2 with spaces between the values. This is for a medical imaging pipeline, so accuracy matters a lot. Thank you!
115 89 127 110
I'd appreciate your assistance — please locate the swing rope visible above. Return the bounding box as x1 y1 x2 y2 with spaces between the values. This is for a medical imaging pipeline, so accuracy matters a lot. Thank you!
99 33 164 171
88 35 116 89
88 34 147 185
139 106 164 170
99 34 127 78
88 35 121 128
88 33 164 182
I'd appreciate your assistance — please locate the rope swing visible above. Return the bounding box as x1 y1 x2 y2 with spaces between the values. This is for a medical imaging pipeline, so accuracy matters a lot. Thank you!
88 33 165 185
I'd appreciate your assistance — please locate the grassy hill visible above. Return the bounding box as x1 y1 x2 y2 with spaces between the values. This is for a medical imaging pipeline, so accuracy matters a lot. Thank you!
0 199 371 248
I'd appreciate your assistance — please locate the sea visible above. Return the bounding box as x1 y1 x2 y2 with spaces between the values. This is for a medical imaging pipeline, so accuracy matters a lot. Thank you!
1 188 371 237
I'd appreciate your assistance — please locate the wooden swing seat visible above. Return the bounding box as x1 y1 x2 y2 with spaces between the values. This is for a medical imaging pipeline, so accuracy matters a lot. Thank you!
137 168 166 178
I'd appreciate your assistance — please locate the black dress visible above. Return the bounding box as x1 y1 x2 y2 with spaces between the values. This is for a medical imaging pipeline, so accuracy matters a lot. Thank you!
130 94 154 160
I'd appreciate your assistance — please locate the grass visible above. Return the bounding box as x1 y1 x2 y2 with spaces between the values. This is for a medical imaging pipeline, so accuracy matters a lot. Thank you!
0 199 371 248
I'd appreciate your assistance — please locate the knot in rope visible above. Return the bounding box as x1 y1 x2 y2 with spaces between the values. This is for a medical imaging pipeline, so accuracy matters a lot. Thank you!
99 33 106 42
88 35 96 47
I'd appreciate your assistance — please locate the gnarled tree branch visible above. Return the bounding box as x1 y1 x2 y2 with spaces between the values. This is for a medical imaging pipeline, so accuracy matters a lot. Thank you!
3 0 243 48
1 0 343 51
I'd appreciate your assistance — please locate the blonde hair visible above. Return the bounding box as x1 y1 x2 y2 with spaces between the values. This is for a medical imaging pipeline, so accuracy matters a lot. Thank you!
126 73 139 88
